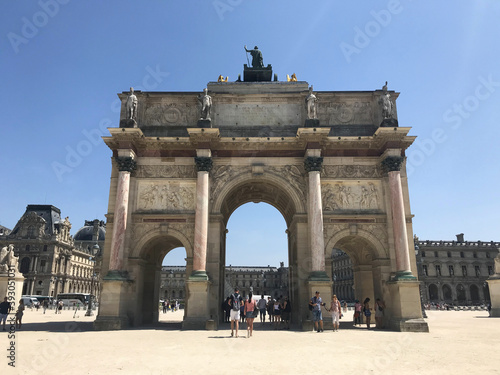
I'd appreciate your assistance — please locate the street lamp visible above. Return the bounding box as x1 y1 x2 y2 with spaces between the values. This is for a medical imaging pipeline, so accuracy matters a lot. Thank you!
85 243 100 317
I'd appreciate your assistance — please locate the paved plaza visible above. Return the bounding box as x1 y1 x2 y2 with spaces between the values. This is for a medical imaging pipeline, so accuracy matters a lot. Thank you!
2 308 499 375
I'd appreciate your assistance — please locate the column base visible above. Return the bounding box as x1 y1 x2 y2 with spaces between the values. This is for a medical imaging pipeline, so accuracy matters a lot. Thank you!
388 318 429 332
94 316 129 330
308 271 330 282
393 271 417 281
189 270 209 281
183 278 211 330
487 278 500 317
94 275 134 330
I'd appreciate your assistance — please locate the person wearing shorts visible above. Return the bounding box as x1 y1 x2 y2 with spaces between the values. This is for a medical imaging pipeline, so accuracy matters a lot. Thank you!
228 288 243 338
0 297 12 331
310 291 324 332
329 294 341 332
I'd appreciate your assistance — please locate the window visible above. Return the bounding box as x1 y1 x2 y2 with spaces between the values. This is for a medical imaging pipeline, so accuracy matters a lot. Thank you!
421 251 426 257
435 265 441 276
473 252 477 258
43 245 47 251
434 251 439 258
460 252 465 258
422 265 428 276
475 266 480 277
40 260 46 272
25 245 30 251
462 266 467 276
447 251 451 258
448 265 454 276
486 252 490 259
489 266 494 275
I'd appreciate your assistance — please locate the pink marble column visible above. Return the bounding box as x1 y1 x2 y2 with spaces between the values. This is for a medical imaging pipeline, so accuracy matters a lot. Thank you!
383 156 414 279
109 157 136 272
304 156 328 279
191 156 212 279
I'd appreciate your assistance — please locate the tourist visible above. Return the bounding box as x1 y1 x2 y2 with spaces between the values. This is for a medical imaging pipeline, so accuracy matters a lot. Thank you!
273 298 281 330
257 294 267 323
310 291 325 332
57 300 63 314
281 296 291 329
162 300 167 314
244 292 257 337
267 297 274 324
363 298 372 329
228 288 243 338
354 299 362 326
0 297 12 331
15 299 25 329
222 297 230 323
42 299 49 314
329 294 342 332
240 299 245 324
343 301 348 314
375 298 386 329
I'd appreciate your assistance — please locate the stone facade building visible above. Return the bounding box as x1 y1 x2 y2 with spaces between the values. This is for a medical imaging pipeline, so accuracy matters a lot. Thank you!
415 234 498 305
0 205 105 298
331 234 499 305
160 263 289 302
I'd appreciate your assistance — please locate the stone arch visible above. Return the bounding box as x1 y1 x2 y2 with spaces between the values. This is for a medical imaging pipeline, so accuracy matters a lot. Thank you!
470 284 480 302
325 228 388 264
442 284 452 301
133 226 193 262
211 171 306 226
429 284 438 301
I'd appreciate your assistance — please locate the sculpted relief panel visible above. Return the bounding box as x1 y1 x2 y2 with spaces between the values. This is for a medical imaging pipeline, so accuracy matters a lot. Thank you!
318 101 373 125
322 181 383 211
135 165 197 179
137 182 195 211
322 165 382 179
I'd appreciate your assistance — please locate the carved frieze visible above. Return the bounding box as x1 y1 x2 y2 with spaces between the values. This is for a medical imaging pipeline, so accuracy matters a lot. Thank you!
137 182 195 211
318 101 373 125
267 165 306 198
322 182 381 211
322 165 382 179
135 165 197 179
359 224 389 250
210 165 251 199
323 224 350 243
143 104 187 125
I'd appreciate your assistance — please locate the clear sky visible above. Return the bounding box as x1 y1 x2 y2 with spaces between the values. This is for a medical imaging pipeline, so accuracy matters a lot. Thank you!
2 1 499 267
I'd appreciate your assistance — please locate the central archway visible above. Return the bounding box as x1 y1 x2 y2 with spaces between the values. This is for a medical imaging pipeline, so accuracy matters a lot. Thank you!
208 172 307 325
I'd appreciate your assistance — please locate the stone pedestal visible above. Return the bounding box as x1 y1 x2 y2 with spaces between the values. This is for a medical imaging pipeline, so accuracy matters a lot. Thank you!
182 279 212 330
197 119 212 128
303 280 332 330
94 276 133 330
119 119 138 128
0 271 24 305
243 64 273 82
386 280 429 332
487 278 500 317
380 118 399 127
304 119 320 128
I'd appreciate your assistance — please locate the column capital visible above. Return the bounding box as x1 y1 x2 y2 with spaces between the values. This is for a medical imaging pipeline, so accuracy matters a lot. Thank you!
304 156 323 172
381 156 404 172
115 157 137 172
195 156 213 172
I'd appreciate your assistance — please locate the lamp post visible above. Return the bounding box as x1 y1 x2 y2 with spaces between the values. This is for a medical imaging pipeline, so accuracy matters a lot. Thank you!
85 243 100 317
414 243 427 318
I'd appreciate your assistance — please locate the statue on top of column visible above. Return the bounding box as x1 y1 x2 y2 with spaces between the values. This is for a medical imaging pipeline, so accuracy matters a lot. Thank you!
379 81 393 119
306 85 318 119
198 88 212 120
126 87 138 120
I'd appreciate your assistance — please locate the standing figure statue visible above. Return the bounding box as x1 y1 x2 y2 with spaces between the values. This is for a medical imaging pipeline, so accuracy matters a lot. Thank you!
306 85 318 119
244 45 264 68
126 87 138 120
0 244 18 272
198 88 212 120
379 81 393 119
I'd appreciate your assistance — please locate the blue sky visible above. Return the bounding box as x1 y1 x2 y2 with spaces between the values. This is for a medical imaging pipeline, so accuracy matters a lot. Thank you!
2 1 499 267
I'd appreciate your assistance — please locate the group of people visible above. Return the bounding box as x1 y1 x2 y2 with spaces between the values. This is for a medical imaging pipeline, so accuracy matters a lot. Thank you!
0 297 25 330
310 292 386 332
224 288 293 338
161 300 179 313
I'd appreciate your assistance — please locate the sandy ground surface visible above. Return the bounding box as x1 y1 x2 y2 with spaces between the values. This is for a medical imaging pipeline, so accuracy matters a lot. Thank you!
2 307 499 375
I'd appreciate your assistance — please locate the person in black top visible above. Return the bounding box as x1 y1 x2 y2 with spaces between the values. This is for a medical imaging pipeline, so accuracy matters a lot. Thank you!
0 297 12 331
228 288 243 338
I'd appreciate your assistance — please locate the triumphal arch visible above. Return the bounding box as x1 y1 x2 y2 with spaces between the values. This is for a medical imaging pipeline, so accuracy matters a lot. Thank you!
94 63 428 332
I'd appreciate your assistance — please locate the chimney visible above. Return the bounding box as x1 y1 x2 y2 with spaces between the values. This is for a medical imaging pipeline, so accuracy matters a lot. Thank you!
456 233 464 243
